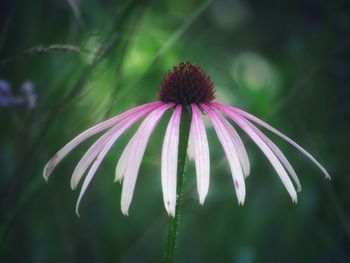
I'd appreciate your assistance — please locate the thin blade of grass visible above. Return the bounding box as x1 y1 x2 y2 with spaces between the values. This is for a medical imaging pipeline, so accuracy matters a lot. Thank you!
117 0 215 100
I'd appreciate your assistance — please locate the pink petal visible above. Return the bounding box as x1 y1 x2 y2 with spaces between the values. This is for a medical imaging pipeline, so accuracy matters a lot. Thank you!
212 102 330 179
120 103 174 215
161 105 182 216
71 107 156 190
75 107 156 216
71 129 113 190
244 120 302 192
190 104 210 205
43 101 162 181
220 114 250 177
215 105 297 203
201 104 246 205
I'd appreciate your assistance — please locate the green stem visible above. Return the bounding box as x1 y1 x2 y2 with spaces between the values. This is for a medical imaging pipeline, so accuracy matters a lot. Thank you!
165 107 191 263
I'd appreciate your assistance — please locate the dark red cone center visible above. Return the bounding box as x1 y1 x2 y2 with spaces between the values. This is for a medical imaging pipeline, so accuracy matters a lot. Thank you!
158 62 216 105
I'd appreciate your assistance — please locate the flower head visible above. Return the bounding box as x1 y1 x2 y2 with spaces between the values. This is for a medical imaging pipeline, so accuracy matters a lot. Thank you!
44 62 330 216
159 62 215 105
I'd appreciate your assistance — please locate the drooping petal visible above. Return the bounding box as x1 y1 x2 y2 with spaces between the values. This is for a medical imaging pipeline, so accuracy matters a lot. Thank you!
43 101 162 181
215 105 297 202
70 129 115 190
212 102 330 179
71 107 156 190
216 104 302 192
71 129 112 190
191 104 210 204
244 120 301 192
220 115 250 177
120 103 174 215
161 105 182 216
201 104 246 205
75 107 156 216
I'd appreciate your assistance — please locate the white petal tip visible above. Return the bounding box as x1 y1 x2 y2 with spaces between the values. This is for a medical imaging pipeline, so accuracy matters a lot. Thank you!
292 196 298 204
236 194 246 206
113 175 123 184
114 173 123 183
165 201 176 217
121 205 129 216
43 169 50 182
167 211 175 217
75 209 81 217
43 155 59 179
116 178 123 184
43 175 49 183
237 193 246 206
70 181 77 191
325 175 331 181
199 194 207 205
234 181 246 206
187 152 195 161
297 186 302 192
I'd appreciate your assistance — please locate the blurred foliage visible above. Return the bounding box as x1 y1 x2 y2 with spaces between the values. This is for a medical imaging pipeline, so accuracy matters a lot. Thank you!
1 0 350 262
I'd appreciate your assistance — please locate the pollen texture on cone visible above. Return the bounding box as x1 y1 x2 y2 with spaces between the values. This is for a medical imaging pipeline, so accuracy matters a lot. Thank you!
159 62 216 105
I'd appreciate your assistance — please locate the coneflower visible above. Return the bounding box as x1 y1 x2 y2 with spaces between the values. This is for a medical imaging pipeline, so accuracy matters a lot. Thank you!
44 62 330 217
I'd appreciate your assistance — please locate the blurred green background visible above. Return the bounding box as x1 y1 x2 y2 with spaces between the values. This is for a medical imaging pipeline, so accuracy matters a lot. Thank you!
1 0 350 262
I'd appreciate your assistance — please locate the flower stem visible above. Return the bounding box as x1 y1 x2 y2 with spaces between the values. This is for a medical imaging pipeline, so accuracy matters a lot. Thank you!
165 107 191 263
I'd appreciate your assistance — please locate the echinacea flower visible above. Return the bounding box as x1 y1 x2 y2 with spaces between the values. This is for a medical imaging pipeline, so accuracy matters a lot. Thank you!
44 62 330 216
